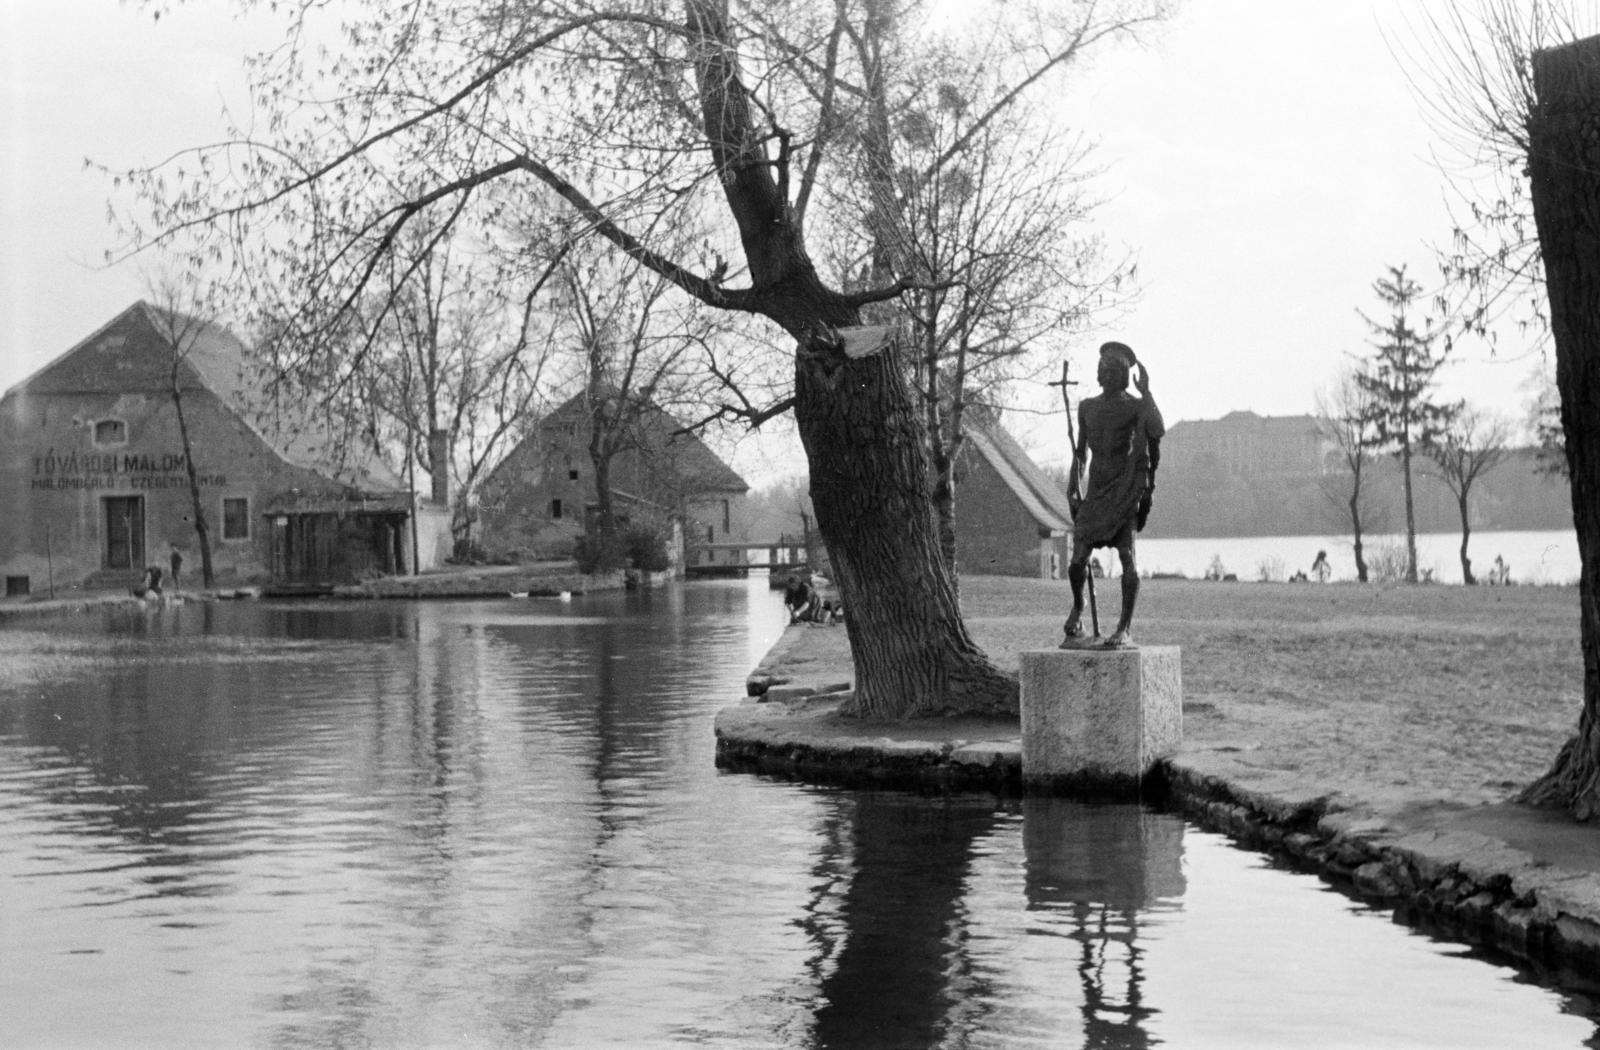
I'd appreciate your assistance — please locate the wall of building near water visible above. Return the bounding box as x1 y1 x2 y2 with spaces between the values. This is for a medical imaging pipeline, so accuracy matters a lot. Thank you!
1 377 392 596
3 387 325 590
954 445 1069 579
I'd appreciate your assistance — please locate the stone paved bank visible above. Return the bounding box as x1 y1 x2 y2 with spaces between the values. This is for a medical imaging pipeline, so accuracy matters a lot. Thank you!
717 577 1600 991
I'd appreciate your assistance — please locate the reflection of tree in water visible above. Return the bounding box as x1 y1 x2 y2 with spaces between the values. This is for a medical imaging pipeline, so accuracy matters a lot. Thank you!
809 791 1002 1050
1023 798 1186 1050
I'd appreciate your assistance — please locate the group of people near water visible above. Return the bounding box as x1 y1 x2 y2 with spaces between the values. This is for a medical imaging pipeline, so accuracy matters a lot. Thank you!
1285 549 1513 585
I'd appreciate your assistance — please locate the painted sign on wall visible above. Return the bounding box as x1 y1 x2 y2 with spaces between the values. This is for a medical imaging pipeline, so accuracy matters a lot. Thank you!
30 449 227 491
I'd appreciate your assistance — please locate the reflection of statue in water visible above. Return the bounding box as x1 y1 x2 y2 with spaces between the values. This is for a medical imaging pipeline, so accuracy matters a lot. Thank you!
1023 798 1186 1050
1062 342 1164 649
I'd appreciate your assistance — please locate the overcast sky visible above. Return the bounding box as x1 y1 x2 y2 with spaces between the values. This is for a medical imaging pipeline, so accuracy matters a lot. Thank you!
0 0 1552 482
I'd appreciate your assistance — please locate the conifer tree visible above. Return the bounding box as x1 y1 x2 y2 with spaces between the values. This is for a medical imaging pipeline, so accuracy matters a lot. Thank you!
1356 264 1458 583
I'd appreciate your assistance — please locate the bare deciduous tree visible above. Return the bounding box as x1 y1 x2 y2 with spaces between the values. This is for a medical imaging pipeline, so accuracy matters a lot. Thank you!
1316 365 1387 583
817 63 1134 584
357 223 554 554
144 276 221 589
549 240 735 550
1424 405 1510 585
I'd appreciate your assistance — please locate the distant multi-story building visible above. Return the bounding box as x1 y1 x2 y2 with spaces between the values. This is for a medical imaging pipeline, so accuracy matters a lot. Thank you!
1147 409 1570 538
1160 411 1331 481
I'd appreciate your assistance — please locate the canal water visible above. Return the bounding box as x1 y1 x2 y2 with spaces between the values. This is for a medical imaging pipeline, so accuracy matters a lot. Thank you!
1 578 1596 1049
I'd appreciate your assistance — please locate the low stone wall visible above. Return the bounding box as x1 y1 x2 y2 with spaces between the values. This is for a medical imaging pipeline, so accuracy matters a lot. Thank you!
715 699 1023 792
715 732 1021 792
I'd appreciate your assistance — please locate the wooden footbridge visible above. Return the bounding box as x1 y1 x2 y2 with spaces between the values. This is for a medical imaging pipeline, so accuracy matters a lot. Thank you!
685 539 813 577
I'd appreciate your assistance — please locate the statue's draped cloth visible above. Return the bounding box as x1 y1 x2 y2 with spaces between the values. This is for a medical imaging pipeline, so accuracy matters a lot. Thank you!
1074 393 1165 549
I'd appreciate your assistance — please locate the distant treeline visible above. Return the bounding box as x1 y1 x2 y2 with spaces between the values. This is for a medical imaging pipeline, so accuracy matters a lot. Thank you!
1141 448 1572 539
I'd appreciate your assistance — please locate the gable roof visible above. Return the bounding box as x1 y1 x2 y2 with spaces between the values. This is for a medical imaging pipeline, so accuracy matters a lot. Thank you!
6 301 405 493
537 390 749 494
963 420 1075 535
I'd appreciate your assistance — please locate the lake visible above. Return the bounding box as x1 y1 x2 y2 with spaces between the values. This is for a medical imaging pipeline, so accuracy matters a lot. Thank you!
1136 528 1580 585
1 579 1596 1048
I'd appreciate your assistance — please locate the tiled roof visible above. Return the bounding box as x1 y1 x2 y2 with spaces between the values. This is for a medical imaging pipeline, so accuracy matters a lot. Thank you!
963 421 1074 535
538 391 749 494
7 301 405 494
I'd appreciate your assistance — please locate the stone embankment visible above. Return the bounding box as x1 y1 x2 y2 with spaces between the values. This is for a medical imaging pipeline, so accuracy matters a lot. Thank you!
718 578 1600 991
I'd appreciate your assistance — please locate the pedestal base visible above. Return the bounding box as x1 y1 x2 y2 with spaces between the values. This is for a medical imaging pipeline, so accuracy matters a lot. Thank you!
1020 645 1182 794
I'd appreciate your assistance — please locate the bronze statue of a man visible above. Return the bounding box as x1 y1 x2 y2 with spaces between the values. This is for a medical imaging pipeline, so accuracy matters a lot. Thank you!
1062 341 1164 649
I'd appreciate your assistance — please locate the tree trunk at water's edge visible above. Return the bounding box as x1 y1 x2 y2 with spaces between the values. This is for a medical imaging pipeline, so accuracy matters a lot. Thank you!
1517 35 1600 819
791 307 1014 718
687 0 1015 718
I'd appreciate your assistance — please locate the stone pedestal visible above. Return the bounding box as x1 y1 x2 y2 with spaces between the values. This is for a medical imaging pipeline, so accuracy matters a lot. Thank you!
1019 646 1182 794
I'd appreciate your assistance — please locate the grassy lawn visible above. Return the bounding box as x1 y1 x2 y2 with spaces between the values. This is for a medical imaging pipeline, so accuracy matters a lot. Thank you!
961 575 1585 804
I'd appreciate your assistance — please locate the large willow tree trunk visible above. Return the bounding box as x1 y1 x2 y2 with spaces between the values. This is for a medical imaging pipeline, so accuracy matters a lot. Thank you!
796 324 1011 717
688 0 1016 718
1517 35 1600 819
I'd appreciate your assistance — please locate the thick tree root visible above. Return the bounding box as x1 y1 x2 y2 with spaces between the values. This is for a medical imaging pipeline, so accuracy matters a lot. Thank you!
846 658 1019 720
1516 734 1600 822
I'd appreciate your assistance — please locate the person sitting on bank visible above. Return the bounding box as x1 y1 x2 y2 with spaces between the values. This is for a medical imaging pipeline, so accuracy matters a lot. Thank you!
784 574 820 624
134 565 164 599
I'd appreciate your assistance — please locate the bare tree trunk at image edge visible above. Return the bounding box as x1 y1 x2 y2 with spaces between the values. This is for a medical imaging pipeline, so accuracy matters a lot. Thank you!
1517 35 1600 818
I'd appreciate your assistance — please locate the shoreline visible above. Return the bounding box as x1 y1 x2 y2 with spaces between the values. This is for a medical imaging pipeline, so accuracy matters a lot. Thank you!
0 562 625 619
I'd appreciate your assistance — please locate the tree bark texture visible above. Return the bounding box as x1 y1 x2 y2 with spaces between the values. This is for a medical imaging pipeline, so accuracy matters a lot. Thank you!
930 432 960 592
796 331 1012 717
1518 35 1600 819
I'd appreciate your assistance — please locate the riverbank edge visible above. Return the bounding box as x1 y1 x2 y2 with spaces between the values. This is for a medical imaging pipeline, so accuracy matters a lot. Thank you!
0 563 630 618
715 627 1600 992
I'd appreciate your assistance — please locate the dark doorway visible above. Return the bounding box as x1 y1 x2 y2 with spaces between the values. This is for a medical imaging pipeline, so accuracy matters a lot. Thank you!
103 496 145 570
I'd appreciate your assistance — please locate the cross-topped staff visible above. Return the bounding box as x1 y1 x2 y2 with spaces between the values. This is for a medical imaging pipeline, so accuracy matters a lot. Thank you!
1050 359 1099 639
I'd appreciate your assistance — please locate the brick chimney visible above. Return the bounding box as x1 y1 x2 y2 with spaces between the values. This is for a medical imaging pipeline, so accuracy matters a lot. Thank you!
428 428 450 505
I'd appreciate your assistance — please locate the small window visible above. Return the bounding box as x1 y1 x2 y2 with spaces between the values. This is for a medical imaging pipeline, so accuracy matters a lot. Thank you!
222 497 250 540
705 525 714 543
722 499 731 533
569 469 579 481
93 419 127 446
551 499 563 520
